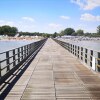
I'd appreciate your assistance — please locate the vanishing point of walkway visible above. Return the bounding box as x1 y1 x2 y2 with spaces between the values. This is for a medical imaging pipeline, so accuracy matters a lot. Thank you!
5 39 100 100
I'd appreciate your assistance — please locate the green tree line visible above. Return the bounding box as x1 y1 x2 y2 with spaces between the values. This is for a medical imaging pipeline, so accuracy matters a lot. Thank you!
0 25 18 36
0 25 58 38
19 32 52 37
0 25 100 38
59 25 100 37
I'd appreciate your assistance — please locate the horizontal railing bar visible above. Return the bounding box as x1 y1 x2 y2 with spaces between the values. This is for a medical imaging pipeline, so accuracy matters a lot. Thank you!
96 58 100 61
0 47 35 64
97 65 100 68
0 42 38 55
0 38 47 86
1 52 32 70
53 38 100 72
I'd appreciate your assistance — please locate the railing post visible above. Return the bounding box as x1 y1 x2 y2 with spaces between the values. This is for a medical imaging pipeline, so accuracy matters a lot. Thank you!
0 60 1 77
81 47 83 60
85 48 88 63
90 50 93 67
18 48 20 63
26 45 28 56
24 46 26 58
29 44 32 54
91 50 96 71
6 51 10 71
97 52 100 71
69 44 71 52
71 44 72 53
13 49 16 67
31 43 35 53
21 47 23 60
27 45 30 55
77 46 80 58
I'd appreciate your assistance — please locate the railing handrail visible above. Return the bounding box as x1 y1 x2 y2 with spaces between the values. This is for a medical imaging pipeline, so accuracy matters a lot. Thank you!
0 41 40 54
0 38 47 84
53 38 100 72
58 38 100 52
55 39 100 54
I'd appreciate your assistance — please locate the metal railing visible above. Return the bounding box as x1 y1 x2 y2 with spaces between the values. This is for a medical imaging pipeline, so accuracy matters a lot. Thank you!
53 39 100 72
0 38 47 85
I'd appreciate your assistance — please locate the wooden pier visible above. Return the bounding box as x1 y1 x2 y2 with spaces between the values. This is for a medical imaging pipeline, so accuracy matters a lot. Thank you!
5 39 100 100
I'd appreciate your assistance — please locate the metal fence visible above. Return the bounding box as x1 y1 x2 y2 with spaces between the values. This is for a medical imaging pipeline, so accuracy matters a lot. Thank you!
0 38 47 85
53 39 100 72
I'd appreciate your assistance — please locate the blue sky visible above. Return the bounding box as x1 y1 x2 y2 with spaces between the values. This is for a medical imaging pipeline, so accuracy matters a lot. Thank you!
0 0 100 33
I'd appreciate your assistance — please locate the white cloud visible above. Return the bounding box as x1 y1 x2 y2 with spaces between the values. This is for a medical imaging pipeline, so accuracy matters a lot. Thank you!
80 13 100 21
49 23 62 28
0 20 14 26
60 16 70 20
17 24 36 32
71 0 100 10
0 20 5 23
22 17 35 22
0 18 36 32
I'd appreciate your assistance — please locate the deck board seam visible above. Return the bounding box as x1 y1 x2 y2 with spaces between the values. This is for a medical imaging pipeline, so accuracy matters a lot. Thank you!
20 57 41 100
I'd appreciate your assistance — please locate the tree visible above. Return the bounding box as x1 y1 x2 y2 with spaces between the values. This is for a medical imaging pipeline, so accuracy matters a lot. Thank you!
60 30 64 36
53 32 58 38
1 25 12 35
11 27 18 33
84 32 91 37
97 25 100 34
0 25 18 36
0 27 2 35
76 29 84 36
63 28 75 35
71 32 77 36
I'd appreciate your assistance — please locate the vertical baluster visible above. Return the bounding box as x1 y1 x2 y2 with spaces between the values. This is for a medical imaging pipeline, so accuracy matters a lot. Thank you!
26 45 28 56
24 46 26 58
33 43 35 52
27 45 29 55
6 51 10 72
90 50 93 67
0 60 1 77
75 45 76 56
97 52 100 71
85 48 88 63
21 47 23 60
78 46 80 58
73 45 74 54
71 44 72 53
81 47 83 60
29 44 32 54
98 52 100 65
32 43 34 52
68 43 70 51
18 48 20 63
13 49 16 67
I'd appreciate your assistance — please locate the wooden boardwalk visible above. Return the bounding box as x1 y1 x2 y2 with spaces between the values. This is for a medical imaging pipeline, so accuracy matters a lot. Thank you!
5 39 100 100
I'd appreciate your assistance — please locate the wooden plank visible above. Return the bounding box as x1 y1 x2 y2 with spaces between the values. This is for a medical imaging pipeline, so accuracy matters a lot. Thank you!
5 39 100 100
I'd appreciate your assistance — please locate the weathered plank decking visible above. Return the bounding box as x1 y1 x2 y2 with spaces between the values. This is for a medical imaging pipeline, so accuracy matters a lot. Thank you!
5 39 100 100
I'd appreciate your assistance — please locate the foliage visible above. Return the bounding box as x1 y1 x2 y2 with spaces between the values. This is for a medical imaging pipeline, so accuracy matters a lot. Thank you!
52 32 58 38
63 28 75 35
18 25 100 38
71 32 77 36
0 25 18 36
0 25 100 38
19 32 51 38
59 25 100 37
76 29 84 36
84 32 92 37
97 25 100 34
60 30 64 36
